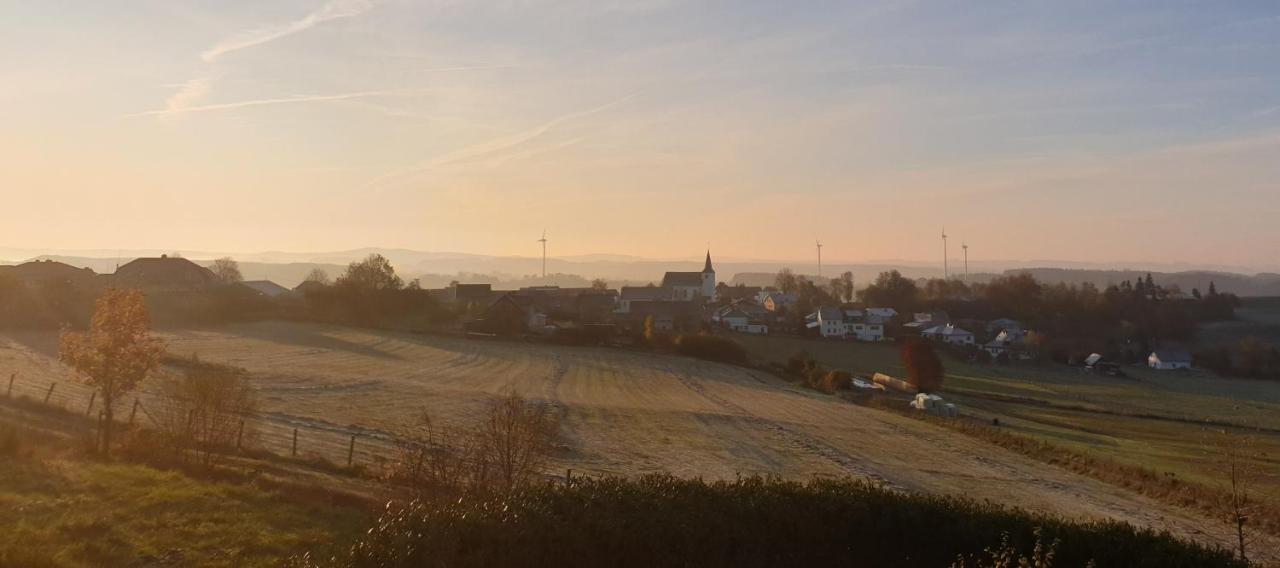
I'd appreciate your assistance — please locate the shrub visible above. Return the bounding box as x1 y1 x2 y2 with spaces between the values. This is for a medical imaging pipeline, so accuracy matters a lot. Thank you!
152 360 257 466
385 392 559 496
816 370 852 393
786 351 818 376
295 475 1241 568
674 335 747 364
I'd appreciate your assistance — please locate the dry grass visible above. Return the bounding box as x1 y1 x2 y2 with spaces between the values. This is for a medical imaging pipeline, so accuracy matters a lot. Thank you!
869 398 1280 539
5 322 1278 557
0 427 368 568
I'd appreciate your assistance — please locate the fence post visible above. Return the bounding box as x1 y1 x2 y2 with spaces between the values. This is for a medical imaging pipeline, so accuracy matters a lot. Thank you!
128 399 140 425
6 373 13 398
97 410 106 453
44 382 56 405
347 435 356 467
85 391 96 416
236 420 245 450
291 428 298 457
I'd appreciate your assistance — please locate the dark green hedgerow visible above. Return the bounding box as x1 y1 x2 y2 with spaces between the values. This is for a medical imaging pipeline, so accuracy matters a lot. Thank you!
294 475 1241 568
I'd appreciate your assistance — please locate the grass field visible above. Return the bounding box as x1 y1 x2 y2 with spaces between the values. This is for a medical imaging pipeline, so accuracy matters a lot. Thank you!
0 427 365 568
736 334 1280 502
3 321 1277 559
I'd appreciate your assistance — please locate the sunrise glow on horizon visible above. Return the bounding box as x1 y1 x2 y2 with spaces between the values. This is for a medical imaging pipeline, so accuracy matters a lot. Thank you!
3 1 1278 270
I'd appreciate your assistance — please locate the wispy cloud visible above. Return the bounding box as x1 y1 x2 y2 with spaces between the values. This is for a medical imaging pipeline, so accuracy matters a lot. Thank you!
129 88 426 118
201 0 378 63
365 93 638 189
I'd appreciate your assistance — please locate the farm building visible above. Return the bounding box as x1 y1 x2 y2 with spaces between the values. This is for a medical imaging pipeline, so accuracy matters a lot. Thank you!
1148 349 1193 370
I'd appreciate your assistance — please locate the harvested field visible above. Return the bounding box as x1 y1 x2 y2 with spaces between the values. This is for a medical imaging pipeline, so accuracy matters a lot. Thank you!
1 321 1274 558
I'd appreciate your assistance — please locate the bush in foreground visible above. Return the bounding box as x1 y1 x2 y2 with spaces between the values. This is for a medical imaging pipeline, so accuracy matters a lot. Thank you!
294 475 1240 568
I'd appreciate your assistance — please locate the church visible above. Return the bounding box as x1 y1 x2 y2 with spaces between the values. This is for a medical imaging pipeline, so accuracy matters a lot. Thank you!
660 251 716 302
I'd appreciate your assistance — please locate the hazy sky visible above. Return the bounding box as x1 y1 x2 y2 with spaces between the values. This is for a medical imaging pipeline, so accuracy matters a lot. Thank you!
3 1 1278 269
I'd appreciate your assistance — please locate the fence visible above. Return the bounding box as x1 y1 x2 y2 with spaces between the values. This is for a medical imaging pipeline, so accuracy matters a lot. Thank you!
3 371 401 469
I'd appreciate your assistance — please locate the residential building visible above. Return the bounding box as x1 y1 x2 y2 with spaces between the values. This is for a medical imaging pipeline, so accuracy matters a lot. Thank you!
760 292 798 312
983 329 1035 360
921 324 975 346
618 286 669 313
865 307 898 319
1148 349 1192 370
986 318 1025 336
112 255 218 291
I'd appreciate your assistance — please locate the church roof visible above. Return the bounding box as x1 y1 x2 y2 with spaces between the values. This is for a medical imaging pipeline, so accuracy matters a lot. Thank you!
703 251 714 273
662 272 704 287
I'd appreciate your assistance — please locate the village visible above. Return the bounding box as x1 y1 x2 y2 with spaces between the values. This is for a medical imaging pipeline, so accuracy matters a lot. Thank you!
0 251 1198 375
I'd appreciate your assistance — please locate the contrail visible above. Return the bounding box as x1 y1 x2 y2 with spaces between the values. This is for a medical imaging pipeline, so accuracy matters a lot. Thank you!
363 92 638 189
202 0 378 63
128 88 424 118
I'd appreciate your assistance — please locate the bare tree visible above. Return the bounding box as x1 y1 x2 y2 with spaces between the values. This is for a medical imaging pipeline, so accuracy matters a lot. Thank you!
386 392 559 496
1206 427 1262 562
304 268 330 285
476 391 560 492
212 257 243 284
387 409 474 496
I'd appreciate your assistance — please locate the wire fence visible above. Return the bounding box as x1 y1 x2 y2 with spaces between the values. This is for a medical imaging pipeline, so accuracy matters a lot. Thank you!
3 371 403 469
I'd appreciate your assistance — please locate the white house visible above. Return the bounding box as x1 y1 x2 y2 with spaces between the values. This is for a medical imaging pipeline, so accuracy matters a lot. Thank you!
807 307 847 338
843 309 886 341
806 307 885 341
922 324 975 346
1148 349 1192 370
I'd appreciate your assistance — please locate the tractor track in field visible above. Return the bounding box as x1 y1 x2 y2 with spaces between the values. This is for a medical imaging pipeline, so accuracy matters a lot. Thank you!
671 370 906 491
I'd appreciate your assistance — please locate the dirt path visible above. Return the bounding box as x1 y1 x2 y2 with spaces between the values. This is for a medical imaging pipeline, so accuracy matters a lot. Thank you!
2 322 1273 559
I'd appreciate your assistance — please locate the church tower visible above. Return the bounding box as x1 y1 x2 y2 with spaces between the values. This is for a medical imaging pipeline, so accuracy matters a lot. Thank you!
701 250 716 301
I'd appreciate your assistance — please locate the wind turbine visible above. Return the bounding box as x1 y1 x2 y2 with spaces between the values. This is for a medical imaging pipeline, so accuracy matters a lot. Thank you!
538 230 548 279
815 240 823 278
962 242 970 283
941 228 949 280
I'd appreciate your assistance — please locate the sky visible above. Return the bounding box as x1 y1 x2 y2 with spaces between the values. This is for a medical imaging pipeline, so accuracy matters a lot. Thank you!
2 1 1278 270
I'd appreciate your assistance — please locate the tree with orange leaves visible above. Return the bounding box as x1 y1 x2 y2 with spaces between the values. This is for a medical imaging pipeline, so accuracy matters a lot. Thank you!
901 338 945 393
60 288 165 455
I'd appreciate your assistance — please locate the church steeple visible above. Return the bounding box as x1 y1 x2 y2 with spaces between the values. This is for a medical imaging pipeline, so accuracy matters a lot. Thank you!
702 250 714 273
